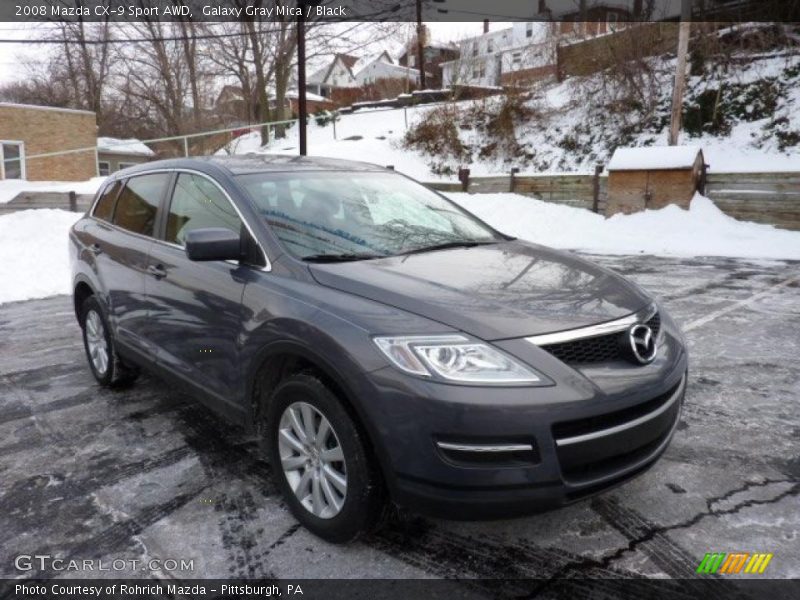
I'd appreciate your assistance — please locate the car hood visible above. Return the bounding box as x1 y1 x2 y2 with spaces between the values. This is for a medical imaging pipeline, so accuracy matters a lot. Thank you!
308 240 651 341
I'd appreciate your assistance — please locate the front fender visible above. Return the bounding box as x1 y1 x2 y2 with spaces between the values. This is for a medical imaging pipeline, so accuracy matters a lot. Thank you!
240 321 396 492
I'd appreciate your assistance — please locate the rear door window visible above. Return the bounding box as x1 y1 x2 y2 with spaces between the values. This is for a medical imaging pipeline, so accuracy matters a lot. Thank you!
112 173 169 237
93 181 122 222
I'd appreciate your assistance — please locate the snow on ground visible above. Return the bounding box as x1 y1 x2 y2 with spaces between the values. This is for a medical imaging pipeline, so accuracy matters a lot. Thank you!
0 177 106 204
448 192 800 260
0 209 82 304
2 192 798 305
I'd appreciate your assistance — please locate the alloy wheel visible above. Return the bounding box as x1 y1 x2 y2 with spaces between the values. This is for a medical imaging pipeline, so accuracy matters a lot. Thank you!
277 401 347 519
85 310 109 375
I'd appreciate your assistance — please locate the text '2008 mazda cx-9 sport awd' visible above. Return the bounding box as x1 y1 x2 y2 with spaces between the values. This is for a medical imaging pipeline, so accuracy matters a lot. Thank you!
70 155 688 542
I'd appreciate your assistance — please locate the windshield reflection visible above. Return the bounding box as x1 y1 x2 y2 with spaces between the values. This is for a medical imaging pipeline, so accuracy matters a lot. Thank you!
236 171 500 260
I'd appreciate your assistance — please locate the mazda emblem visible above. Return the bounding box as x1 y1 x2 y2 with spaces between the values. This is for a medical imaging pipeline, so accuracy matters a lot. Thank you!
628 324 657 365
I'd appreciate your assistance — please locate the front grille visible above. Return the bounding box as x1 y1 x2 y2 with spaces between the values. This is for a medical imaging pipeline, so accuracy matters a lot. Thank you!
541 312 661 365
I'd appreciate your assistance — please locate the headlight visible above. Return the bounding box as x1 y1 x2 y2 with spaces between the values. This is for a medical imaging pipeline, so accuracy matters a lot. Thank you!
373 335 548 385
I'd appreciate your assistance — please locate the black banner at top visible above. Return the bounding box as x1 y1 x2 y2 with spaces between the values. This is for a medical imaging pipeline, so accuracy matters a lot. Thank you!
1 0 799 23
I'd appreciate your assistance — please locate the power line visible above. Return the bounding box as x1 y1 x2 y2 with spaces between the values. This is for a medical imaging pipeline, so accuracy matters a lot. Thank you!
0 26 286 45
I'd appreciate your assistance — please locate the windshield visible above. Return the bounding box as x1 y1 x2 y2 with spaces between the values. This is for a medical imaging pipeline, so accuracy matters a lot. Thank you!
236 171 501 260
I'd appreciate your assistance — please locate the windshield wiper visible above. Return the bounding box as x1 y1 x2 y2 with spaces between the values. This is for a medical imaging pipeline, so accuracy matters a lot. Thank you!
400 239 499 256
302 252 386 263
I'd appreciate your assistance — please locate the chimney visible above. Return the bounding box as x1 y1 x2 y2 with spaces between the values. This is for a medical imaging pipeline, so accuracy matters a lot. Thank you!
483 19 489 34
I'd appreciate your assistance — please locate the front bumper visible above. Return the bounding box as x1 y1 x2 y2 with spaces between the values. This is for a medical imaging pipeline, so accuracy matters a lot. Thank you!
357 325 688 520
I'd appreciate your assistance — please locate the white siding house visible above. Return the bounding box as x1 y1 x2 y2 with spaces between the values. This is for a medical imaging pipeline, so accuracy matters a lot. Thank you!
353 52 421 87
441 23 556 88
306 54 359 97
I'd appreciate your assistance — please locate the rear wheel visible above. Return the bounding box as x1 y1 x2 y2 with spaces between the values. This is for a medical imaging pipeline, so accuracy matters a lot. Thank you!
80 296 139 388
265 372 385 543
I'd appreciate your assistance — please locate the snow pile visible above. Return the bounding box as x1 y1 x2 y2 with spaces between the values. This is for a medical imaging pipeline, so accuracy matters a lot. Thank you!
0 177 106 204
448 192 800 260
97 137 154 156
0 209 82 304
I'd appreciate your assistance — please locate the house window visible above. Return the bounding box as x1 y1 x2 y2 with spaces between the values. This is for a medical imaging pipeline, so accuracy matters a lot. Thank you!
487 39 493 53
526 23 534 38
1 141 25 180
118 162 137 171
479 62 486 78
472 42 478 57
98 161 111 176
512 52 522 67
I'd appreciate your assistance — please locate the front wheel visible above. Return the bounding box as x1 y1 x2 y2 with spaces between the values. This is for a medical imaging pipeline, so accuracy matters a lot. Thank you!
80 296 139 388
265 372 385 543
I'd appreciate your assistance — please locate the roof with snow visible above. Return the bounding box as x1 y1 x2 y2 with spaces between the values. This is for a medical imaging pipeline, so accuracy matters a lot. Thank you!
352 50 394 74
97 137 155 157
608 146 703 171
286 90 332 103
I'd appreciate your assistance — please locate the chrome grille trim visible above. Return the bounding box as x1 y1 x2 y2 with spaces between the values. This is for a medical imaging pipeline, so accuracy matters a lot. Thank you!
554 374 686 447
525 303 657 347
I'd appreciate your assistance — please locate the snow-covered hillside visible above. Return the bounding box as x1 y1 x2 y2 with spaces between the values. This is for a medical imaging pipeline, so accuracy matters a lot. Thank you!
223 48 800 179
219 104 446 180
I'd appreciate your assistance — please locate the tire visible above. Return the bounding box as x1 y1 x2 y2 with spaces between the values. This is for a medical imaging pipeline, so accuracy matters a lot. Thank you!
80 296 139 388
265 372 385 543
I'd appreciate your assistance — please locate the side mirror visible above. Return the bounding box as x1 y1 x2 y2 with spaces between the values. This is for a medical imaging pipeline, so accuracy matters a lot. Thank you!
185 228 242 262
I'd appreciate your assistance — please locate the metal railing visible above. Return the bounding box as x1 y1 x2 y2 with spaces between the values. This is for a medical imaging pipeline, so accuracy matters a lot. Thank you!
21 117 301 166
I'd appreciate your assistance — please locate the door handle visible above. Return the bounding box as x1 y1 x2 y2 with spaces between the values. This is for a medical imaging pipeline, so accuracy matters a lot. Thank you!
90 243 102 255
147 264 167 279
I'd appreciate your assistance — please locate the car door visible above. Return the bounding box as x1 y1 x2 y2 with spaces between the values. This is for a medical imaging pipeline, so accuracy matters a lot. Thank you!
143 171 258 407
86 173 170 356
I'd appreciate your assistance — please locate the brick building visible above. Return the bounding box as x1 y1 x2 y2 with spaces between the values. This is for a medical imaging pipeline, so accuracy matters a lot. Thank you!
0 103 97 182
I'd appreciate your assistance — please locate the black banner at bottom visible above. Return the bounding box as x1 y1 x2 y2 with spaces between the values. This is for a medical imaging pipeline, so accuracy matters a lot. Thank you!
2 578 800 600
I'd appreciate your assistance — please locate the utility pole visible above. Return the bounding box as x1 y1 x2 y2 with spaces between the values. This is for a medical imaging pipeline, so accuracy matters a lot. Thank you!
297 3 308 156
668 0 692 146
415 0 426 89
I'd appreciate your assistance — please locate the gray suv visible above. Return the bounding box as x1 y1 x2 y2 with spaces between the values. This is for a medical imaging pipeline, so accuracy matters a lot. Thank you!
70 156 688 542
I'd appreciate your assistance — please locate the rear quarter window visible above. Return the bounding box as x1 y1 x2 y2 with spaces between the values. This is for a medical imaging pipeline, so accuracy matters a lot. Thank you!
92 181 122 222
112 173 170 237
